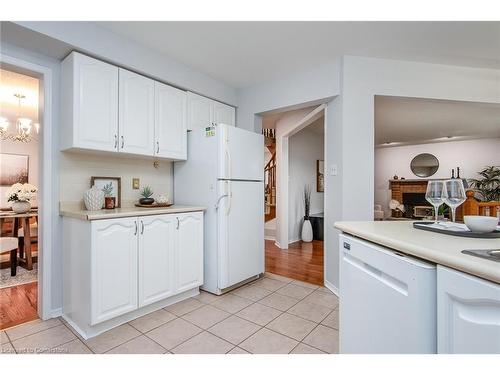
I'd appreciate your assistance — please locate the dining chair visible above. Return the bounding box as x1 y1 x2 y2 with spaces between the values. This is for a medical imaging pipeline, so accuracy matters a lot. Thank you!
0 237 19 276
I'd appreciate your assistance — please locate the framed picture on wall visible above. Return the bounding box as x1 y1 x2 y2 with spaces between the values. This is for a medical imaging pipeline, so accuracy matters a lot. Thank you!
0 153 29 186
317 160 324 192
91 176 121 208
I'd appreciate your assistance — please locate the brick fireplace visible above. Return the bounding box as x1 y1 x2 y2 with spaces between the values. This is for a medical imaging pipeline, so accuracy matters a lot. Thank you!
390 179 430 218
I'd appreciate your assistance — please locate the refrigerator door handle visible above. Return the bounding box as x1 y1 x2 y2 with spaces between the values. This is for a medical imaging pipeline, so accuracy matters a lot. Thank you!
215 194 229 210
226 180 232 216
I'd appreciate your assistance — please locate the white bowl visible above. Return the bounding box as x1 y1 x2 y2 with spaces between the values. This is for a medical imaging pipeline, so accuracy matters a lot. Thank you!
464 216 498 233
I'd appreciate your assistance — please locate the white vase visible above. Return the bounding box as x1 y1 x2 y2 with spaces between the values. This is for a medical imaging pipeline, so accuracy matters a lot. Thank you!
84 186 104 211
12 201 31 214
301 219 313 242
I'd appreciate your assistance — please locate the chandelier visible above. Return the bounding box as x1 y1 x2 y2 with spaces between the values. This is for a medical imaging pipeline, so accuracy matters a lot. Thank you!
0 93 39 143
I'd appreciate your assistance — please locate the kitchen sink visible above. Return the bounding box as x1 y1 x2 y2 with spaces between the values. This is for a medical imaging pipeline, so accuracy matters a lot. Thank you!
462 249 500 262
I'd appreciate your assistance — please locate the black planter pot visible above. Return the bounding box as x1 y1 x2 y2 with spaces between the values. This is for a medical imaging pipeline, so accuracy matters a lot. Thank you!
139 197 154 205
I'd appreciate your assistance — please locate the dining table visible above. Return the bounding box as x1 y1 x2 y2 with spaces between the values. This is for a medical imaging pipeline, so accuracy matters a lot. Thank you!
0 209 38 270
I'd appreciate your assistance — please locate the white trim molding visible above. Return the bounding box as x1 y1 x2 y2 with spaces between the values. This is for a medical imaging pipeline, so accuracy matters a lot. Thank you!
324 279 339 297
0 52 55 320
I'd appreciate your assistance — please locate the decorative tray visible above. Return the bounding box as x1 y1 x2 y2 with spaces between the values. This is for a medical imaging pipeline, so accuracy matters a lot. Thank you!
134 203 174 208
413 221 500 239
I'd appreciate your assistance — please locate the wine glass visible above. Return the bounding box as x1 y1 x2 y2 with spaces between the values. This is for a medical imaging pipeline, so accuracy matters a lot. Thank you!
425 181 446 224
443 179 466 223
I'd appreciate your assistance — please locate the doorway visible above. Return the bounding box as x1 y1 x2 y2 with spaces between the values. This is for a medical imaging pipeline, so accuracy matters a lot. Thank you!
261 105 326 285
0 66 43 329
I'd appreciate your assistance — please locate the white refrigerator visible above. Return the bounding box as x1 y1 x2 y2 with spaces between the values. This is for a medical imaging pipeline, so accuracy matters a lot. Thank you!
174 124 264 295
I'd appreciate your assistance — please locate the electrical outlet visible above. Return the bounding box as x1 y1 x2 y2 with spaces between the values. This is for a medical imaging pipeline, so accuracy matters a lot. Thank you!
132 178 140 190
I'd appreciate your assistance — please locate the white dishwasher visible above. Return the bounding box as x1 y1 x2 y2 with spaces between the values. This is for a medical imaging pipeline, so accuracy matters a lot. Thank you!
339 233 437 353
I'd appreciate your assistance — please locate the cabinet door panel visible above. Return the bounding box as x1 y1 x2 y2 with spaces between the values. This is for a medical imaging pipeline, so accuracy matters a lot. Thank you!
138 215 176 307
437 265 500 354
213 101 235 127
187 92 212 131
175 212 204 293
119 69 155 156
74 53 119 151
91 218 138 324
155 83 187 160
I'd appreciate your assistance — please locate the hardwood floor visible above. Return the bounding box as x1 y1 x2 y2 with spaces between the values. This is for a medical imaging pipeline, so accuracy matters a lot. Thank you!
0 282 38 330
265 240 324 285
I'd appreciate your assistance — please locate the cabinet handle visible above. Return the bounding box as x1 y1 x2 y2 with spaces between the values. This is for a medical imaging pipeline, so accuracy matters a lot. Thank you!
114 134 118 149
121 136 124 149
176 217 180 230
156 141 159 154
141 220 144 234
134 221 138 235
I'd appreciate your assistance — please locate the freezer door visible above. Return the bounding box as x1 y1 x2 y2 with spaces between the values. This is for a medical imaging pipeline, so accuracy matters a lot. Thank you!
217 124 264 181
217 180 264 289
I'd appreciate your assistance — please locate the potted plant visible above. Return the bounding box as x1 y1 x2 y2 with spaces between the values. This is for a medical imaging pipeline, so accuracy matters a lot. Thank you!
301 185 313 242
468 166 500 202
102 182 115 209
6 183 38 213
139 186 154 205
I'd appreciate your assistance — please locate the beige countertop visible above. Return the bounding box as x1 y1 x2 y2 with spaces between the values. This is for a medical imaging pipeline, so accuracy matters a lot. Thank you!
334 221 500 284
60 203 206 221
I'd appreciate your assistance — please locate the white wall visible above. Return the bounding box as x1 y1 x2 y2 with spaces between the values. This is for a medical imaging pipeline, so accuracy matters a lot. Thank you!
374 138 500 217
289 126 324 242
59 153 173 206
237 61 341 132
274 108 316 248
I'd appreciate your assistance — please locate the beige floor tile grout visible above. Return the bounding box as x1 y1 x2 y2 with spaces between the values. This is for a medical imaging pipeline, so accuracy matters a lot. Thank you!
4 318 63 344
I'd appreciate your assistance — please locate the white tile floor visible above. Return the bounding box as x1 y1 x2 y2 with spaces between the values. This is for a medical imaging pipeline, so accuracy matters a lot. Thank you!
0 273 339 354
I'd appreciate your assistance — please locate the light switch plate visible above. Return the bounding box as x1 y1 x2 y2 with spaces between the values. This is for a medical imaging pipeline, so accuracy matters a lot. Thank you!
330 164 338 176
132 178 140 189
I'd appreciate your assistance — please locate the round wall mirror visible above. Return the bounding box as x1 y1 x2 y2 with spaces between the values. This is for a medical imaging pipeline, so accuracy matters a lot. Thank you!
410 153 439 177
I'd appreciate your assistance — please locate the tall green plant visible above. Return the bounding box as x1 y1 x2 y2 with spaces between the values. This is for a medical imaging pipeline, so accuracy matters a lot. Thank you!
468 166 500 202
304 185 311 219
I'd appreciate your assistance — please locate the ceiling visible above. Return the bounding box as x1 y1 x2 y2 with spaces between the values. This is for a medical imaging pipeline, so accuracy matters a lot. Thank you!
374 96 500 146
97 21 500 88
0 68 39 122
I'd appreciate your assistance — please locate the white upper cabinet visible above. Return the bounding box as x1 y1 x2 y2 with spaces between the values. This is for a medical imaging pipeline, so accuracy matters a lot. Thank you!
213 101 236 127
138 215 176 307
175 212 204 293
187 92 212 131
437 265 500 354
61 52 119 152
187 92 236 131
119 69 155 156
91 217 138 325
155 82 187 160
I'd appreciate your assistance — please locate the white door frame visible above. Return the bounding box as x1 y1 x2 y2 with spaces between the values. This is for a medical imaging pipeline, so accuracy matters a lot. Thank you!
276 104 326 249
1 52 54 320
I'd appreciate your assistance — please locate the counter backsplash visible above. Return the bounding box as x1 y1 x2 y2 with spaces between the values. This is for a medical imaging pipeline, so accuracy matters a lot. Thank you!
59 152 173 206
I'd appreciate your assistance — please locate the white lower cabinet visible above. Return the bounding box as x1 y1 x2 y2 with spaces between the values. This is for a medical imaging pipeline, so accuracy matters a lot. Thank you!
176 212 204 293
63 211 204 338
91 217 138 325
138 215 176 307
437 265 500 354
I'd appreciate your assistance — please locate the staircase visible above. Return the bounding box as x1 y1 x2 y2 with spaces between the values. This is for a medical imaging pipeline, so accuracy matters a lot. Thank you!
263 128 276 224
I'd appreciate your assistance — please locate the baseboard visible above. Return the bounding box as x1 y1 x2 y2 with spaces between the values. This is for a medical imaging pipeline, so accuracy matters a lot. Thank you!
50 307 62 318
264 235 276 241
324 279 339 297
288 238 301 245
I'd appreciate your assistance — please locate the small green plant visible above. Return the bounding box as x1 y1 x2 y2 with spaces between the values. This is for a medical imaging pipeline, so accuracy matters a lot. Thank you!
468 166 500 202
140 186 154 199
102 182 113 197
438 203 449 216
